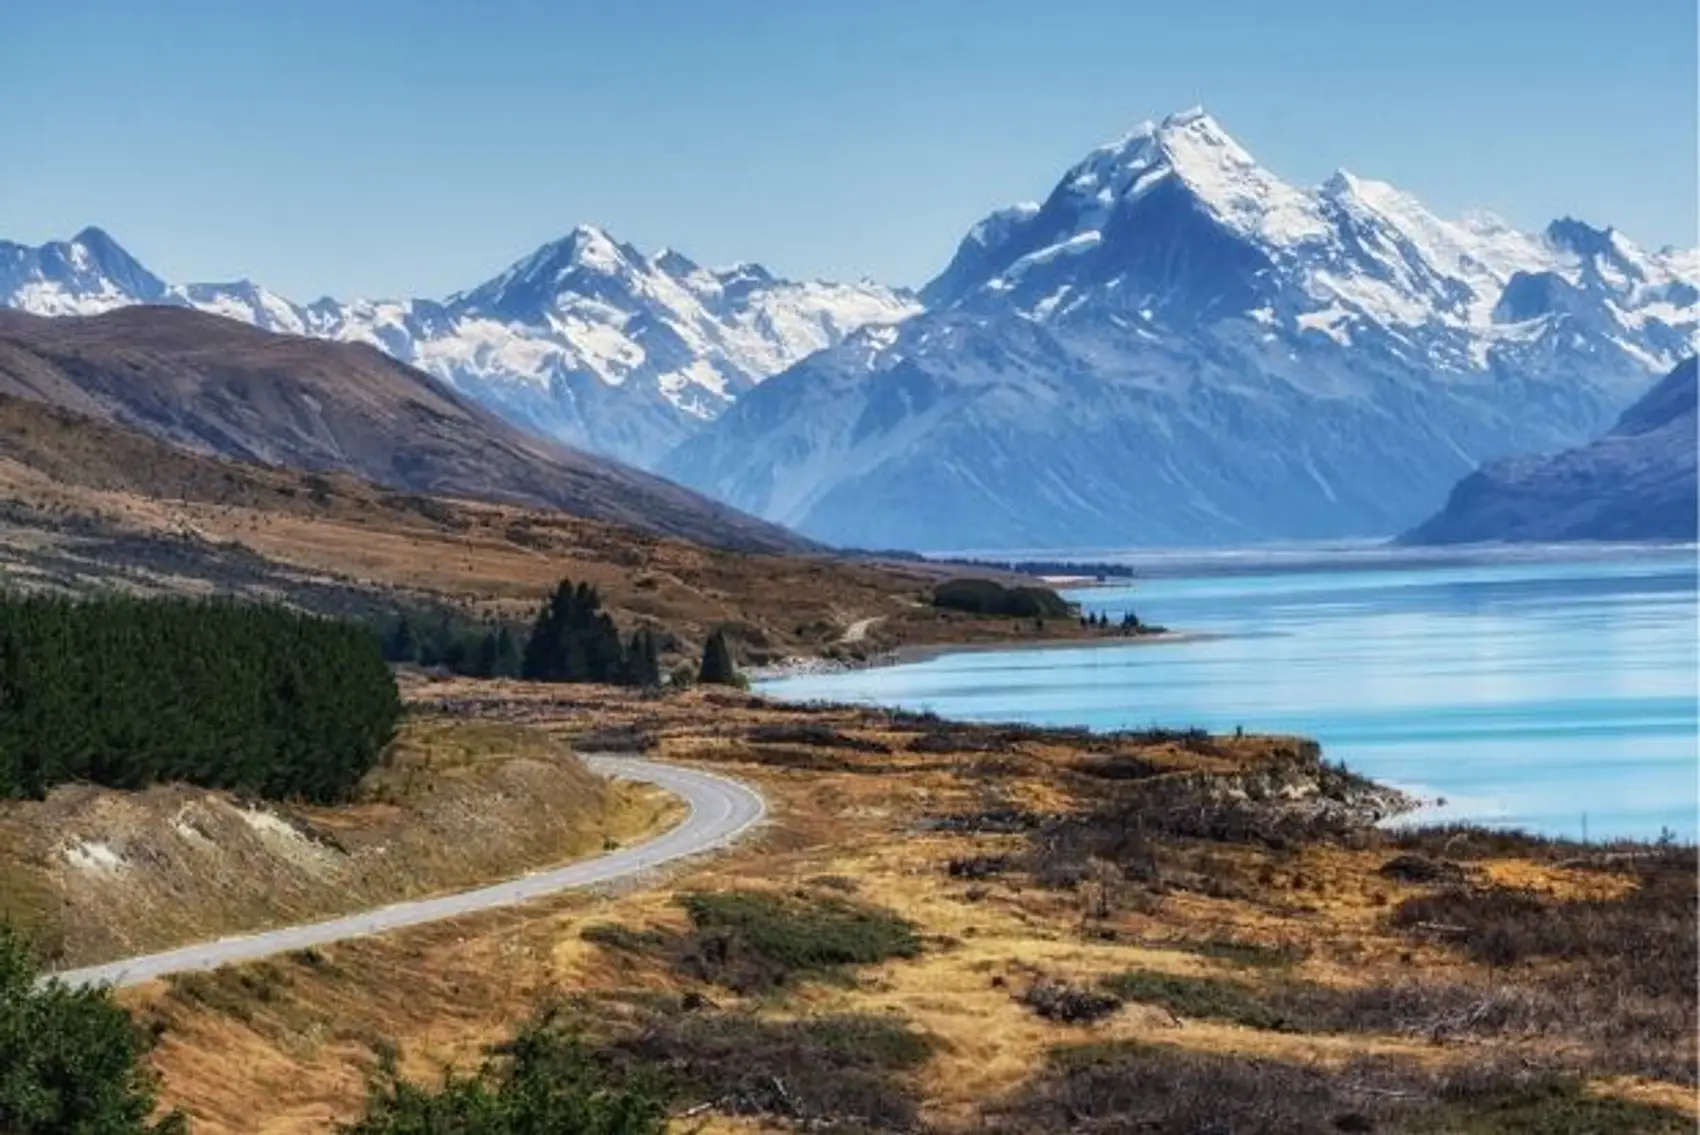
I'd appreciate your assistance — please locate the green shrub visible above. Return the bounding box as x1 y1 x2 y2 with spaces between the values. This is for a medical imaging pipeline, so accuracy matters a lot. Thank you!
0 926 185 1134
681 890 921 971
668 890 921 993
342 1006 663 1135
1101 970 1285 1030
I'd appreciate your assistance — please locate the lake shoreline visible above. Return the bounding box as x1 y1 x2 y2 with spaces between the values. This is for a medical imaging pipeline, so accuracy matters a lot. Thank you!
748 628 1221 683
751 553 1698 842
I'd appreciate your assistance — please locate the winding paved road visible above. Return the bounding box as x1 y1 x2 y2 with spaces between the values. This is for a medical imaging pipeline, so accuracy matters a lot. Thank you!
45 757 766 990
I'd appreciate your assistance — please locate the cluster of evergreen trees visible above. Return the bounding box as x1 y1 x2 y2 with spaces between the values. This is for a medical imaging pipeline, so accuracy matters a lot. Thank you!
930 578 1073 619
378 609 523 678
377 579 738 691
521 580 663 688
0 594 400 803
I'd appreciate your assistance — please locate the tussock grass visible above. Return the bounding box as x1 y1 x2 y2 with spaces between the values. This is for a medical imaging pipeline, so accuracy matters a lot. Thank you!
604 1010 934 1131
985 1041 1693 1134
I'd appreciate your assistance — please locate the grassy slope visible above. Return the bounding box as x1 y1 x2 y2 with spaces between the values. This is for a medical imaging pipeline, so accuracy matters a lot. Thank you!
0 391 1108 665
0 716 678 967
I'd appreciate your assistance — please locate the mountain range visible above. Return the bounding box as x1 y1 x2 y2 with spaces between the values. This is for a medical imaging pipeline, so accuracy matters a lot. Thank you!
663 110 1696 549
4 108 1694 551
1404 357 1696 544
0 224 916 469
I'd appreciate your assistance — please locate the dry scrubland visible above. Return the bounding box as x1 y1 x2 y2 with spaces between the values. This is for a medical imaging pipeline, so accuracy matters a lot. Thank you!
74 681 1695 1134
0 392 1102 668
0 392 1693 1131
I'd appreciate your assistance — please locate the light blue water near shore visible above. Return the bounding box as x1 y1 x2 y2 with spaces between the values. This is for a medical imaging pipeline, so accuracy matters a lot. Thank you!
759 551 1699 841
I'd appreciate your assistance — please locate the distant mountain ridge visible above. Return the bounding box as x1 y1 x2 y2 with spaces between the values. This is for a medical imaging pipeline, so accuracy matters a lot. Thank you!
0 225 917 468
0 306 812 553
1403 357 1697 544
6 109 1695 553
662 108 1696 550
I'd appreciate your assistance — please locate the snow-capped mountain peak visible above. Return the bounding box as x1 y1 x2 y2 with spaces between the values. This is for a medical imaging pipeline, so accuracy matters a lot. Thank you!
0 226 169 314
661 107 1697 552
1146 107 1332 246
0 225 919 469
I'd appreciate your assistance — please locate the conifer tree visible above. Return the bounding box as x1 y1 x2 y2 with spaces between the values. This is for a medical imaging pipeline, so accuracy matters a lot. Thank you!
388 616 419 663
697 629 738 686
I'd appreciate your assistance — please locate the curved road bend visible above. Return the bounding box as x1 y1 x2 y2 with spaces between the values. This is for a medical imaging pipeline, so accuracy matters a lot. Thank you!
45 757 767 991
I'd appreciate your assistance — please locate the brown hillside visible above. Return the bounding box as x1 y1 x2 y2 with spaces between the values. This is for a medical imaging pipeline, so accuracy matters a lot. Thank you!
0 305 808 554
0 391 1105 663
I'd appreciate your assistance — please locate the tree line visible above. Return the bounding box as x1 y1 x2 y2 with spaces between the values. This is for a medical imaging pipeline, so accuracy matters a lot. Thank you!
379 579 740 690
930 578 1073 619
0 594 400 803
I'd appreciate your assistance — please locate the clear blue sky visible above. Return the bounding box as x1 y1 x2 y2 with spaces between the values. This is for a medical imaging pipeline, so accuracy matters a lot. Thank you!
3 0 1694 300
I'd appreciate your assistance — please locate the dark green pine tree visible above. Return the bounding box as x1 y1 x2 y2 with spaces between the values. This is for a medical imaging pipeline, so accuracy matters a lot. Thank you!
522 580 574 680
387 616 419 663
492 624 522 678
472 629 501 679
622 628 662 688
697 629 738 686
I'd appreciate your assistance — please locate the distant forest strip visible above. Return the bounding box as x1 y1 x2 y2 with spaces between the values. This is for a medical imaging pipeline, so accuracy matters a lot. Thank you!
0 595 400 803
936 558 1137 580
930 578 1074 619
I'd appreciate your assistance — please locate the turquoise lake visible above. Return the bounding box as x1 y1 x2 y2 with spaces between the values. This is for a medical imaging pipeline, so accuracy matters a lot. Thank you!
758 550 1699 841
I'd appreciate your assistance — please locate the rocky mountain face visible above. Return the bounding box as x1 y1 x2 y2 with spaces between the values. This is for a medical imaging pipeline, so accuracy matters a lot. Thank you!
1403 357 1696 544
661 109 1696 550
0 306 813 553
0 225 917 468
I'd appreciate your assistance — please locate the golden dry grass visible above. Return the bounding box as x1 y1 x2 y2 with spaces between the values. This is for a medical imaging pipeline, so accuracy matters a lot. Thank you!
0 715 677 967
114 681 1697 1133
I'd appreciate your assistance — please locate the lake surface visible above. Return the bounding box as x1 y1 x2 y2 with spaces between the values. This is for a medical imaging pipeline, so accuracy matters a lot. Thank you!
759 551 1699 841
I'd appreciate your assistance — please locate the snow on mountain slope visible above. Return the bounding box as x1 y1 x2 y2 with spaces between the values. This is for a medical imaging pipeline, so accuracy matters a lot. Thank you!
0 225 918 468
664 108 1696 550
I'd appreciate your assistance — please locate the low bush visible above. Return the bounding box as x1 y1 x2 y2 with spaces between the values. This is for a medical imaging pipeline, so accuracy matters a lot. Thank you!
1379 853 1466 884
1389 851 1695 1000
744 722 892 754
1177 937 1308 970
571 725 658 754
603 1011 934 1131
1102 970 1286 1030
983 1041 1691 1134
580 923 671 954
1018 977 1123 1025
343 1006 663 1134
583 891 922 995
947 854 1012 879
678 891 921 992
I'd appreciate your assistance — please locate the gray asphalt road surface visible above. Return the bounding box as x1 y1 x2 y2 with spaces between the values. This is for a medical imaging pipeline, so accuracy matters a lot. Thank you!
44 756 765 990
